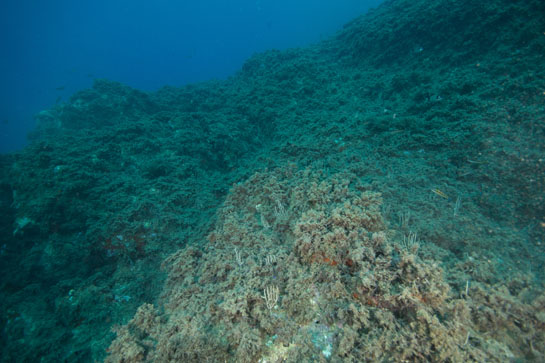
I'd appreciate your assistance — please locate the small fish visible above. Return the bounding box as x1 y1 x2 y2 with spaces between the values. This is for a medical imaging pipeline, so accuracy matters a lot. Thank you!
55 86 65 91
431 188 449 199
1 119 8 125
467 159 488 165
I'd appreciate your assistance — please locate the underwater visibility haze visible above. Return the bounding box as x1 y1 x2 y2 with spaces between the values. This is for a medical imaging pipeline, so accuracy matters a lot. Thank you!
0 0 381 154
1 0 545 361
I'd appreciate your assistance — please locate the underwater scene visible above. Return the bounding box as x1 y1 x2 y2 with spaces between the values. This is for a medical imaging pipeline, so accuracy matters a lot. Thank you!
1 0 545 361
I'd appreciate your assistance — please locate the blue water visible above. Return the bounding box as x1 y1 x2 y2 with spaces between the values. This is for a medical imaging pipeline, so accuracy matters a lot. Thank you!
0 0 382 153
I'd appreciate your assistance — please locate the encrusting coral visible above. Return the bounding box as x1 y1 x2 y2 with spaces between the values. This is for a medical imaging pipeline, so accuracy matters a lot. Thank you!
106 165 544 362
